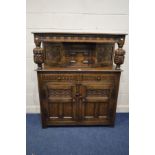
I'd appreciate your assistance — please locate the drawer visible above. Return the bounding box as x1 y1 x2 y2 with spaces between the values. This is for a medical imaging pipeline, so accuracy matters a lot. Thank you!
39 72 118 84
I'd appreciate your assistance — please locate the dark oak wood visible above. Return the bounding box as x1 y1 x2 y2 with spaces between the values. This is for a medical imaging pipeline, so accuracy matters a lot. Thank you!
32 32 126 128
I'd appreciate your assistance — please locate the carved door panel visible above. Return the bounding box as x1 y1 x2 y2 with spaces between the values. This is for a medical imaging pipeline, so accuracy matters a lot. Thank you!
44 43 65 67
95 43 114 67
45 82 77 123
79 82 115 123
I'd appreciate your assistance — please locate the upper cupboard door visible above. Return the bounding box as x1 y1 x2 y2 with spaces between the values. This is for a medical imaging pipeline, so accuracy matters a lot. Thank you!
44 43 65 67
95 43 114 67
79 82 115 123
45 82 77 121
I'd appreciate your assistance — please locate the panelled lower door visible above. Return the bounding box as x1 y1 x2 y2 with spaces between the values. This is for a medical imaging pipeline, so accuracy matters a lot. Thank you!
79 82 115 125
45 82 77 125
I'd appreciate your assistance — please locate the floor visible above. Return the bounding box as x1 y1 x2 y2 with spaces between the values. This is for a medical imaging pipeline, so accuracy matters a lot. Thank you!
26 113 129 155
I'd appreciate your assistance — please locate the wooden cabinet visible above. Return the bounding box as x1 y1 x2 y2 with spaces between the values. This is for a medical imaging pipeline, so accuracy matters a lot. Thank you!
33 32 126 128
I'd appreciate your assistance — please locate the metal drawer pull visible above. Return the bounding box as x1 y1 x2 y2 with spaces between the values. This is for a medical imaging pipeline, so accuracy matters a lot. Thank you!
97 76 101 81
57 77 61 80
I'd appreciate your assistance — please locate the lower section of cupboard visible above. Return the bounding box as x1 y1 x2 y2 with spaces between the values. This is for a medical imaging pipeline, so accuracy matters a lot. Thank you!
37 71 121 128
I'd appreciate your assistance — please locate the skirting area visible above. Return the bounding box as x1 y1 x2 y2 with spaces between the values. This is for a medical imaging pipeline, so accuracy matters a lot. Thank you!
26 113 129 155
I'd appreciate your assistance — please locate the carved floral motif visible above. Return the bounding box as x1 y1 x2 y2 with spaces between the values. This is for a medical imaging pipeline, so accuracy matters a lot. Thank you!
49 89 71 97
87 89 110 96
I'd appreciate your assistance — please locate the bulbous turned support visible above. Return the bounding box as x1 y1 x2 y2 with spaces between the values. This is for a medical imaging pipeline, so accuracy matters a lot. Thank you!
114 48 125 70
114 37 126 70
33 37 44 70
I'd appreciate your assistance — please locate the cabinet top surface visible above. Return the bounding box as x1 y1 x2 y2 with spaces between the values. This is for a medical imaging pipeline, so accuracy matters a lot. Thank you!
32 32 127 36
36 67 122 72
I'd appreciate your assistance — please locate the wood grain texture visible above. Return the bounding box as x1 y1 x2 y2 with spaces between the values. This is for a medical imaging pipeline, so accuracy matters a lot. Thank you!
37 71 121 127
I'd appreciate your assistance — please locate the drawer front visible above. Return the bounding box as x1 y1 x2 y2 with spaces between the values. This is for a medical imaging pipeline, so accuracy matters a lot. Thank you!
40 72 117 84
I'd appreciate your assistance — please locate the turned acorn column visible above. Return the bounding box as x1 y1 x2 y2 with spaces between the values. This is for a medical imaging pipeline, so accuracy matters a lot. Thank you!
114 37 126 70
33 37 44 70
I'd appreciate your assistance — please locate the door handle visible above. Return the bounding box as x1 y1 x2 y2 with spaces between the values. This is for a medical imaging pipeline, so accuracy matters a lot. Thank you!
75 93 80 97
72 98 76 102
79 96 86 102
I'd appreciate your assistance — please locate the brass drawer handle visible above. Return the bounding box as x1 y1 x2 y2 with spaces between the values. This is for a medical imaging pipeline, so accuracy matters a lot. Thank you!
96 76 101 81
57 77 61 80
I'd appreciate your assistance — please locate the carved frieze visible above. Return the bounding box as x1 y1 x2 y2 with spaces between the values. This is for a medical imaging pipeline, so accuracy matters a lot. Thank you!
87 89 110 96
48 89 71 97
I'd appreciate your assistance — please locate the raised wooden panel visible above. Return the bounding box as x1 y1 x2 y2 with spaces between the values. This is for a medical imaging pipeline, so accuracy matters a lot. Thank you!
45 82 76 122
99 103 109 116
44 43 65 67
63 103 73 117
95 43 114 66
85 103 95 117
49 103 58 117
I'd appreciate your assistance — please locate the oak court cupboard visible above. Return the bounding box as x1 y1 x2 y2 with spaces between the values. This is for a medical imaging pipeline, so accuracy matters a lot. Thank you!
32 32 127 128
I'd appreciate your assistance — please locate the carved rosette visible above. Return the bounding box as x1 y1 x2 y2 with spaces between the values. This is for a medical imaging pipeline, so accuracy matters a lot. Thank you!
114 37 126 70
33 37 44 70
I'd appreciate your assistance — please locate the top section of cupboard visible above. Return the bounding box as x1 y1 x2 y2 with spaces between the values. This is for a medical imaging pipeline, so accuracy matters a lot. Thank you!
32 32 127 70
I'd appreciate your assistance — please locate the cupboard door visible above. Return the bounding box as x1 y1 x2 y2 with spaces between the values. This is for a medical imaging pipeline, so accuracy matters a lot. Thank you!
79 82 115 124
45 82 77 124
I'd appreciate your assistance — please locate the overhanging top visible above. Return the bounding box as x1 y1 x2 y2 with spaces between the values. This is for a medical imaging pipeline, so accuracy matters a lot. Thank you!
32 32 127 43
32 32 127 35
